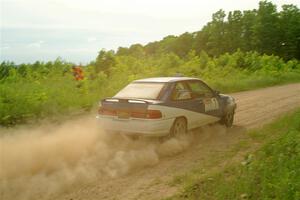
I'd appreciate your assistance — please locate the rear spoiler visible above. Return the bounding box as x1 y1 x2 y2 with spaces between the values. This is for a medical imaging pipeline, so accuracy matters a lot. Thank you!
102 98 148 104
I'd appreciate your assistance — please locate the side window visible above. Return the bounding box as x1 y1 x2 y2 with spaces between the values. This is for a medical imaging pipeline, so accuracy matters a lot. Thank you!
187 81 214 98
171 82 192 101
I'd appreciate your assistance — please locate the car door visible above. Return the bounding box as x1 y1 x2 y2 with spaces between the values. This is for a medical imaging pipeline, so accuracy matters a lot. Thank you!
186 80 222 126
166 81 213 129
166 81 200 129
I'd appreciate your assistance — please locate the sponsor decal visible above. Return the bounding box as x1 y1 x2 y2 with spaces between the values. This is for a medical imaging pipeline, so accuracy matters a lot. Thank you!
204 98 219 112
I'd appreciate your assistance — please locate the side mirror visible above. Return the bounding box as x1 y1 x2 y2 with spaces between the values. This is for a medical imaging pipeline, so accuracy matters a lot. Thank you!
214 90 220 95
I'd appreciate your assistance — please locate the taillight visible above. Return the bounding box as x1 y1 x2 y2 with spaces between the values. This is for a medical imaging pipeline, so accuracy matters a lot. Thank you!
146 110 162 119
98 107 117 116
131 110 162 119
131 111 146 118
99 107 162 119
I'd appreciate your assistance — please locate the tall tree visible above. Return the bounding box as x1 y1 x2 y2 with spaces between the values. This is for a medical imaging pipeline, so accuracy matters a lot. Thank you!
226 11 243 52
241 10 257 51
205 9 227 56
278 4 300 59
253 1 280 54
95 49 116 75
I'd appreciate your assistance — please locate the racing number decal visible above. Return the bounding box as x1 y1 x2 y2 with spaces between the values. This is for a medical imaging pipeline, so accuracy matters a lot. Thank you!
204 98 219 112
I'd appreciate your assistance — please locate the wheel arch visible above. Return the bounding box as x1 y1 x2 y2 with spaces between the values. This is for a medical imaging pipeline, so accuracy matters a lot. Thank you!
172 116 188 129
168 115 188 137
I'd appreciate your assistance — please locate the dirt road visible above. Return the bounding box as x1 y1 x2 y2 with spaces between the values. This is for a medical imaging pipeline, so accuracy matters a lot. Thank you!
1 83 300 200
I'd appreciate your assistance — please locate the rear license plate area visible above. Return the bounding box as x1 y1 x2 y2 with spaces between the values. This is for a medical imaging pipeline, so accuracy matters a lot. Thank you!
117 111 130 119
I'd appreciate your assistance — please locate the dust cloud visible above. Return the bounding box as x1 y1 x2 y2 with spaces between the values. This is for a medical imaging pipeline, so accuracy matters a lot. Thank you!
0 116 226 200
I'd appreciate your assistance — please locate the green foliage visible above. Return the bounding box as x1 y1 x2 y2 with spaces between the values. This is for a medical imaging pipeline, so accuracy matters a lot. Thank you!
116 1 300 60
95 49 116 75
0 59 104 125
168 110 300 200
1 51 300 126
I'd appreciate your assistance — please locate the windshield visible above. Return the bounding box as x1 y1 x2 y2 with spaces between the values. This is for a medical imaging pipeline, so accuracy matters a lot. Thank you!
114 82 165 100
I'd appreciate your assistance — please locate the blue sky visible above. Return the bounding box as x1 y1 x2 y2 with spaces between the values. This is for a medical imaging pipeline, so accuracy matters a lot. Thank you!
1 0 299 64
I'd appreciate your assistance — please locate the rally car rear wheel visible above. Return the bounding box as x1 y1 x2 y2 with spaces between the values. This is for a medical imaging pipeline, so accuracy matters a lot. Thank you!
221 110 234 127
170 117 187 137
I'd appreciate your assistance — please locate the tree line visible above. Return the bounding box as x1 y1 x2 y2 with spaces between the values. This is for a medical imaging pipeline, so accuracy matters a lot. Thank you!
111 1 299 63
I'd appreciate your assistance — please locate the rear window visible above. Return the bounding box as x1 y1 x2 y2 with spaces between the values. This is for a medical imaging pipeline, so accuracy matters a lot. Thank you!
114 82 165 100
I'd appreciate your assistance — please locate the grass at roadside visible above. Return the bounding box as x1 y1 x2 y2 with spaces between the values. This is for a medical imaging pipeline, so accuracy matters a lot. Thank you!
166 109 300 200
209 71 300 93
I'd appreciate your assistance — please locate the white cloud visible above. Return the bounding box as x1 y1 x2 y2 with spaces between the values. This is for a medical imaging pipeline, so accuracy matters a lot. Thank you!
27 41 44 48
87 37 97 43
1 45 10 50
64 48 95 53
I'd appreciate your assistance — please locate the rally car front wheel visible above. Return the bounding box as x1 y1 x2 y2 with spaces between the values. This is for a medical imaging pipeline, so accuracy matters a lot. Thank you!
221 110 235 127
170 117 187 137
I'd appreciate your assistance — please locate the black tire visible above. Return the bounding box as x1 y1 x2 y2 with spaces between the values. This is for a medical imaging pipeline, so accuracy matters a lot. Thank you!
221 110 235 127
170 117 187 137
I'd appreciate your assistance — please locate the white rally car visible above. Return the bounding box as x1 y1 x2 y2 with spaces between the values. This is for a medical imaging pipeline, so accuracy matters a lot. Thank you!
96 77 236 137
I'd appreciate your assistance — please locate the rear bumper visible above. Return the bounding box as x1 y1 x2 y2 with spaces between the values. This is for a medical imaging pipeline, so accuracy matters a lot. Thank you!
96 115 174 137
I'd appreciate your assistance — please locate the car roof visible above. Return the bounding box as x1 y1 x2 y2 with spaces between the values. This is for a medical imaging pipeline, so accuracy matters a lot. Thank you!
133 77 200 83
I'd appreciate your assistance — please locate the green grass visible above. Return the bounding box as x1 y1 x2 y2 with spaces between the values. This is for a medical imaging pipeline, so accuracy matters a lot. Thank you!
167 109 300 200
209 71 300 93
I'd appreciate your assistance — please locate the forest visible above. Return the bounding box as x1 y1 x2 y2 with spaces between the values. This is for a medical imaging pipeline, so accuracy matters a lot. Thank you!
0 1 300 126
115 1 300 60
